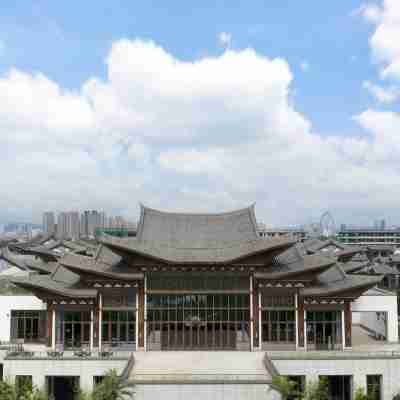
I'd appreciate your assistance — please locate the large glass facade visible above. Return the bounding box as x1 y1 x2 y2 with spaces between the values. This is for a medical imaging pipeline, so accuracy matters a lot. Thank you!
10 310 46 343
261 295 296 348
101 289 137 349
55 311 91 349
306 311 342 350
261 310 295 343
147 293 250 350
101 310 136 348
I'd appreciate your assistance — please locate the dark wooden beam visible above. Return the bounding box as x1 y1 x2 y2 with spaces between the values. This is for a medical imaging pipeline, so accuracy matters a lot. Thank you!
297 297 305 347
47 302 53 348
344 301 352 347
138 283 145 348
252 280 259 348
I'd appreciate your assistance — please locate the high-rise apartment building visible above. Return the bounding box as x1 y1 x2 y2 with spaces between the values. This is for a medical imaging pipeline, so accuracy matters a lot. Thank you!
100 211 107 229
66 211 80 240
374 219 386 230
56 212 80 239
56 212 68 239
42 212 55 234
80 210 104 237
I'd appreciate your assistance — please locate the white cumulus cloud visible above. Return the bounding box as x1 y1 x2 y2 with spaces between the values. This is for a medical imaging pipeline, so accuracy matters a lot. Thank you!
218 32 232 48
360 0 400 79
1 39 400 225
363 80 400 103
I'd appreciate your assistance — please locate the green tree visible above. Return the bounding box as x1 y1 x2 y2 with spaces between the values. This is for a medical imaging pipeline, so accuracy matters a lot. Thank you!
74 388 92 400
16 376 33 400
92 369 134 400
0 379 17 400
354 387 369 400
0 379 49 400
302 377 329 400
272 376 300 399
20 387 49 400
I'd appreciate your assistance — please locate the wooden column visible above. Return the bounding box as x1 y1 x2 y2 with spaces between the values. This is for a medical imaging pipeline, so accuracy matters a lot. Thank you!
90 309 94 351
344 301 352 347
138 282 145 349
252 279 259 349
98 293 102 350
297 297 305 348
93 303 99 348
47 303 53 348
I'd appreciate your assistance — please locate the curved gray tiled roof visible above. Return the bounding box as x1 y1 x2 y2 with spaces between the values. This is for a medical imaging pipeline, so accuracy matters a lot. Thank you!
136 204 260 244
7 205 384 299
254 254 336 280
98 204 297 264
98 234 296 264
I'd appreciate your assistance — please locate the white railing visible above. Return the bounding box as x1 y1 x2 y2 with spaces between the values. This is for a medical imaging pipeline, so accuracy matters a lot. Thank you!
268 350 400 359
5 349 131 360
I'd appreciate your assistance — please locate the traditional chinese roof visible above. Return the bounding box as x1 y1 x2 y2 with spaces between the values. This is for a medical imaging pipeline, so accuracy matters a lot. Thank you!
340 261 370 274
98 204 297 264
9 233 54 250
0 247 30 271
99 233 296 265
9 264 97 299
358 263 399 275
254 254 335 280
7 205 383 300
302 238 346 254
136 204 259 243
60 252 144 281
301 263 382 297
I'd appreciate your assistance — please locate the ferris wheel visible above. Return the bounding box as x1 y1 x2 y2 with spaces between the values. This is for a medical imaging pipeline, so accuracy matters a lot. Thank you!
320 211 336 238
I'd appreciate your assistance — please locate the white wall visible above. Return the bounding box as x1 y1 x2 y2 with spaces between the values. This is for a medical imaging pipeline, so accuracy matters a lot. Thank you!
3 358 281 399
0 295 46 342
3 358 127 392
135 384 281 400
352 292 398 342
273 357 400 400
353 311 387 338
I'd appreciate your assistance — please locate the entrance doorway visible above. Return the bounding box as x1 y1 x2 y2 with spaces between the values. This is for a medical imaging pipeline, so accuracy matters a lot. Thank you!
320 375 352 400
147 293 250 350
46 376 79 400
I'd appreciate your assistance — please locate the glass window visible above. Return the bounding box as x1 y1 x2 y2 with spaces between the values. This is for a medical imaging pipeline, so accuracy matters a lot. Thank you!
101 310 136 347
56 310 92 348
146 292 250 350
261 295 296 345
10 310 46 343
306 311 342 350
367 375 382 400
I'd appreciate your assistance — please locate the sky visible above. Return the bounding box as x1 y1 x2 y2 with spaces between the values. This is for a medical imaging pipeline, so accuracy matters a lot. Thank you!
1 0 400 227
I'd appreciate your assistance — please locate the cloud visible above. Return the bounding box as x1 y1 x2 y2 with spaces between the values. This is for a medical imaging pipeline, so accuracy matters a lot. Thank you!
2 39 400 225
217 32 232 48
352 3 383 23
363 80 400 103
360 0 400 79
300 61 310 71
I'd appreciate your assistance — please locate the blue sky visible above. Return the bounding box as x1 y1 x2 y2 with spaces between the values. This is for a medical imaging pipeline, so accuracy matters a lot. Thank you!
1 0 400 227
0 1 382 134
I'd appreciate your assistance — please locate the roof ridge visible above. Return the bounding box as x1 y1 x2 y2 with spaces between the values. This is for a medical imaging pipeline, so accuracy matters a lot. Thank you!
139 203 257 218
